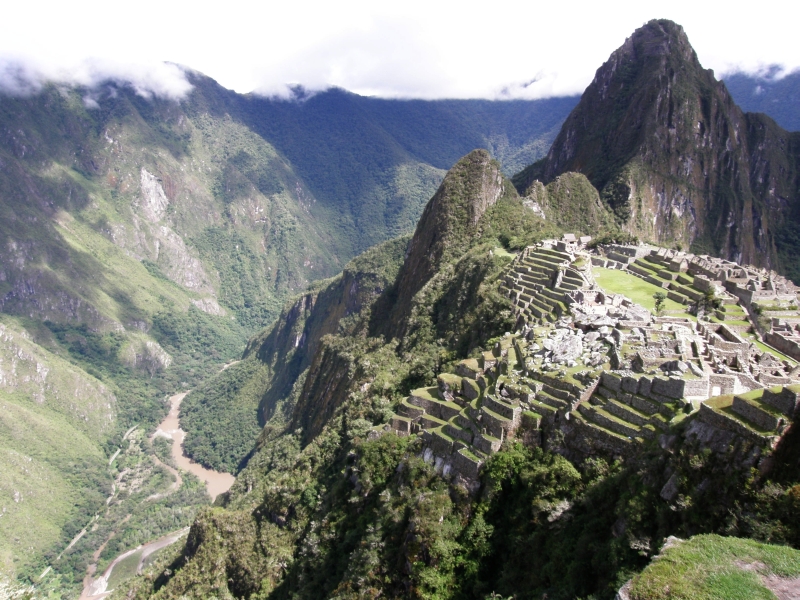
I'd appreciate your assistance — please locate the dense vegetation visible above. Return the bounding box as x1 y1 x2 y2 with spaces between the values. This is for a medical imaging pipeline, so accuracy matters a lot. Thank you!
117 149 800 599
180 358 269 474
125 390 800 599
6 19 800 598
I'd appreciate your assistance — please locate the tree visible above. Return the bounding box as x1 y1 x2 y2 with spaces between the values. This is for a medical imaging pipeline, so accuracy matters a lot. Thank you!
695 288 721 320
653 291 667 316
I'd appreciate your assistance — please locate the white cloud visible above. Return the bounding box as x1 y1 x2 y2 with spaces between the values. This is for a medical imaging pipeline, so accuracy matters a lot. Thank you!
0 55 192 99
0 0 798 99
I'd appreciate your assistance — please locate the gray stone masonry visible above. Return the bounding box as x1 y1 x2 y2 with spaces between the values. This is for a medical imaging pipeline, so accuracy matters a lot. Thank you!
570 413 634 457
462 378 480 400
603 398 651 427
445 422 474 445
429 430 454 456
602 372 622 393
457 359 481 379
399 400 425 419
388 241 800 478
577 404 640 438
621 376 639 394
455 413 480 434
732 396 780 431
409 389 461 421
698 403 777 447
683 378 710 398
761 387 800 417
391 415 412 435
651 377 686 399
473 433 502 455
764 331 800 362
452 449 483 480
483 395 522 423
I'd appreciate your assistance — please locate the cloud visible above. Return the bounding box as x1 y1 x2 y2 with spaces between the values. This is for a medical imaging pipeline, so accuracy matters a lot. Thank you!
0 55 193 99
247 15 593 101
719 63 799 82
1 0 799 100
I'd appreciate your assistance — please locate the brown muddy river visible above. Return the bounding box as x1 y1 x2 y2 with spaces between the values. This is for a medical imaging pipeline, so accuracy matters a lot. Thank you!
155 391 235 500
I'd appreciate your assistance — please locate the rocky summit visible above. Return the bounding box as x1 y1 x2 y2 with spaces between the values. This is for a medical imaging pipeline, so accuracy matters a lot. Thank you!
515 19 800 278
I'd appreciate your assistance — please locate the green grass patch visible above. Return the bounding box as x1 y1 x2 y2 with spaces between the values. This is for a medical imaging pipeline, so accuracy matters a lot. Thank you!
593 268 692 317
745 335 799 366
629 534 800 600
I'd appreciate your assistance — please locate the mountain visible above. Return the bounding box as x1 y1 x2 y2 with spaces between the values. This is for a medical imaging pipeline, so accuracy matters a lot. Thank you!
514 19 800 280
723 68 800 132
0 72 577 591
123 146 800 600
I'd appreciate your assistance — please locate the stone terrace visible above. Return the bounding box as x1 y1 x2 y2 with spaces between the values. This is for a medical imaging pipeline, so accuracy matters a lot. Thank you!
384 240 800 482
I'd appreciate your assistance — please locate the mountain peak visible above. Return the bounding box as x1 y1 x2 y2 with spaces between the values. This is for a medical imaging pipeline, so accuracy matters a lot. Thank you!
514 20 800 275
618 19 695 63
383 149 511 335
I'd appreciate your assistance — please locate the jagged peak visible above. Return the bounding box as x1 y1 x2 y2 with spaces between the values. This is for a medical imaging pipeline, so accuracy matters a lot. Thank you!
610 19 697 67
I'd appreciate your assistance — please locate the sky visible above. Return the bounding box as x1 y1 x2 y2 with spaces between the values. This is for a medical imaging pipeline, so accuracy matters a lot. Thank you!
1 0 798 100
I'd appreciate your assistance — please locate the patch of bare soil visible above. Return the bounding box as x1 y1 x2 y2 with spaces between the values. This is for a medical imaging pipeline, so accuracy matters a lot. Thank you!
761 574 800 600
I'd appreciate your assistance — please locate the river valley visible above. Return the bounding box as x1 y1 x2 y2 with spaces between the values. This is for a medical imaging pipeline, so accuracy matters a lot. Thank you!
79 391 235 598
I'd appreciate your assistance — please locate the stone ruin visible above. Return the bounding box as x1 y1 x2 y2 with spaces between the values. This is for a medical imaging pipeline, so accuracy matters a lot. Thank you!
382 238 800 484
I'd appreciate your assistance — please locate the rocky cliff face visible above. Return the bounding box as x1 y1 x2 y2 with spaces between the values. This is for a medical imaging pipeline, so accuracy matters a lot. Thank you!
515 19 800 275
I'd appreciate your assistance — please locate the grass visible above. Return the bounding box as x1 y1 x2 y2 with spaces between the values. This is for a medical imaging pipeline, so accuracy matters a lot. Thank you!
593 268 693 318
629 534 800 599
493 246 517 260
0 392 108 579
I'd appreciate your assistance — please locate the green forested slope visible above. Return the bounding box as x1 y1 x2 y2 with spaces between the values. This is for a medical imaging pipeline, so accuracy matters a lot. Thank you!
0 75 578 593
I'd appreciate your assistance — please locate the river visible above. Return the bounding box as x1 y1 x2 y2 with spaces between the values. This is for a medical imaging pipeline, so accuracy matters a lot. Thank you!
154 391 235 501
79 391 235 598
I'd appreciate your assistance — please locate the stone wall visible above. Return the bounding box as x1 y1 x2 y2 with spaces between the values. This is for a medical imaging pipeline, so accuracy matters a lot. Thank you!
731 396 779 431
709 374 737 396
683 377 710 398
651 377 686 399
697 404 773 446
764 332 800 362
761 387 800 417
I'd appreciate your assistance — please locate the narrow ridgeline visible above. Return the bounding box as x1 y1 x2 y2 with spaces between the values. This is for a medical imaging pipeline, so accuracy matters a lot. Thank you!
385 238 800 484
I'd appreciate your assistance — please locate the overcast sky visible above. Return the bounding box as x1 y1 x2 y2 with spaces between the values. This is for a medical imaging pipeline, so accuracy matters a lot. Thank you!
1 0 798 100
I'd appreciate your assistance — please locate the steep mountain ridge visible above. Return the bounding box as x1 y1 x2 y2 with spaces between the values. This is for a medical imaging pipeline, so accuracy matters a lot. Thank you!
123 145 800 600
0 74 578 591
384 150 515 335
514 19 800 277
7 19 800 597
115 22 800 600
